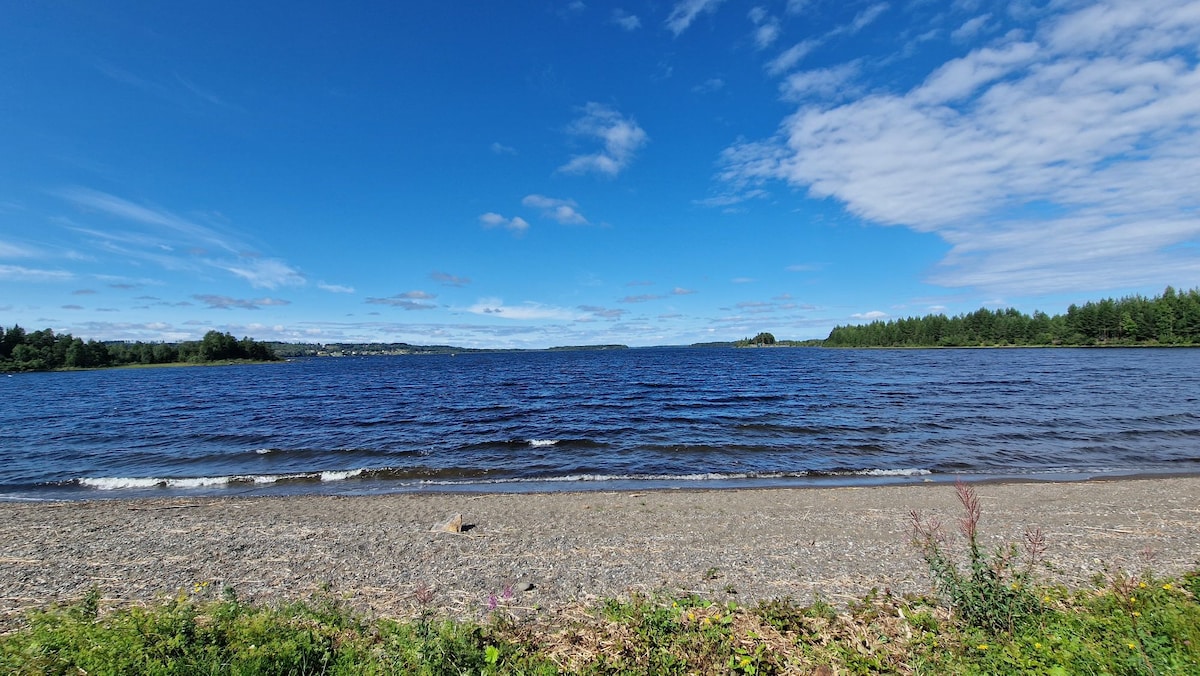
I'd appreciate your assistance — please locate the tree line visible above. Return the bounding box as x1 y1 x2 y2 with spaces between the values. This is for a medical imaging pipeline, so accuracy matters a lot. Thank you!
0 328 279 372
825 286 1200 347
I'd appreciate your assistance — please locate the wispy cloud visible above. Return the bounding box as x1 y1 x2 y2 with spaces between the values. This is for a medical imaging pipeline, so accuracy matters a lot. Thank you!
365 292 438 310
0 240 36 258
0 264 73 282
96 60 236 111
692 77 726 94
780 61 861 101
431 271 471 287
666 0 727 36
522 194 589 224
479 212 530 234
318 282 355 294
852 310 889 320
579 304 628 319
559 103 648 177
830 2 890 37
952 13 992 41
490 141 517 155
718 0 1200 296
766 40 820 76
58 187 238 255
611 9 641 31
193 295 291 310
467 298 577 320
56 188 309 289
619 294 664 303
214 257 305 289
672 287 696 295
748 7 781 50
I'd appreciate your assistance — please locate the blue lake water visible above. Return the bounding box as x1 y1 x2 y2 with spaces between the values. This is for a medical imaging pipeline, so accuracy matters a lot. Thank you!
3 347 1200 500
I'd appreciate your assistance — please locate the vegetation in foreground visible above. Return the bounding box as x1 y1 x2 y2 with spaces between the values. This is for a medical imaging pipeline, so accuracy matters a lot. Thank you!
4 483 1198 675
0 328 279 372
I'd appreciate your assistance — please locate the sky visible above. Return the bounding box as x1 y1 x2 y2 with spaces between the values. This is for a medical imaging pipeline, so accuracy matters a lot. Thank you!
2 0 1199 348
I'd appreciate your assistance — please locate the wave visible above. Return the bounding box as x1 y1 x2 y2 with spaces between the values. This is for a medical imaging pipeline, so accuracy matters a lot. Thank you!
527 439 559 447
77 470 368 491
71 466 935 491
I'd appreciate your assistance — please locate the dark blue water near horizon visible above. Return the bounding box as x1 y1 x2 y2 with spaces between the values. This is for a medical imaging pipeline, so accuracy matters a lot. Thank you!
3 347 1200 500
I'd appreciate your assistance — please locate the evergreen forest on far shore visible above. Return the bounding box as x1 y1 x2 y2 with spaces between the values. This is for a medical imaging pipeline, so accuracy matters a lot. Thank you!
825 286 1200 348
0 328 279 372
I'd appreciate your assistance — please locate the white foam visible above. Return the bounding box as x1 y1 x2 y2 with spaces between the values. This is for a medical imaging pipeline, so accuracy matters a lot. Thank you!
855 468 932 477
249 473 309 484
166 476 230 488
527 439 559 447
320 469 364 482
254 448 275 455
80 477 163 490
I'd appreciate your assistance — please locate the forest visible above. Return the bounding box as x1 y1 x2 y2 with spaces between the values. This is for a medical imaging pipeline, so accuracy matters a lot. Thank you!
0 328 279 372
825 286 1200 347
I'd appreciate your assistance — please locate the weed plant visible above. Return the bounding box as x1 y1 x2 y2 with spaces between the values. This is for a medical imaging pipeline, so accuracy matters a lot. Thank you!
910 480 1047 634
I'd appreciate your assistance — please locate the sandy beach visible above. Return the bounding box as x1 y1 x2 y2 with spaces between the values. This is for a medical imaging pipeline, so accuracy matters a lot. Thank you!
2 477 1198 628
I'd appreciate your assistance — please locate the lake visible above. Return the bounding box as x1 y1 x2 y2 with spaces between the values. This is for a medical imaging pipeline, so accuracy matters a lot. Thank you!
3 347 1199 500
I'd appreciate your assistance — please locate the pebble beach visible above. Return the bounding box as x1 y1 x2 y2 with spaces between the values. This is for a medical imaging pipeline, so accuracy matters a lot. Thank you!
2 477 1198 628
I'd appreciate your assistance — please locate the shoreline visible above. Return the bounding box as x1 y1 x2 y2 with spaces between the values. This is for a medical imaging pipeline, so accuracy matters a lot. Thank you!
3 477 1198 628
9 467 1200 503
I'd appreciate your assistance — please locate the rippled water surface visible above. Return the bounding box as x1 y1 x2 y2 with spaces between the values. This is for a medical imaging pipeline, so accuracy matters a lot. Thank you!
3 348 1200 499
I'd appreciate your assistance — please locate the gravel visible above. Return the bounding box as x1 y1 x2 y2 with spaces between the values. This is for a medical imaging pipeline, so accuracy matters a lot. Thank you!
2 477 1197 628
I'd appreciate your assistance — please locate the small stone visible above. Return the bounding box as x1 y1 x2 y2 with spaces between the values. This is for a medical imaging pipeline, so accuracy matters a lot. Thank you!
515 581 534 592
431 513 463 534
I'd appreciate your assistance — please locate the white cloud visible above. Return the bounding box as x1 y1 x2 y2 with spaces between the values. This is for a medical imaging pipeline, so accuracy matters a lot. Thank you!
693 77 726 94
430 271 471 287
747 6 784 51
952 13 992 41
365 292 437 310
318 282 355 294
0 264 73 282
579 304 628 319
490 142 517 155
467 298 578 320
666 0 727 36
57 187 238 255
839 2 890 36
193 295 291 310
521 194 589 224
479 212 530 234
786 0 812 15
215 257 306 289
0 241 36 258
612 9 641 31
852 310 889 320
672 287 696 295
56 188 311 290
718 0 1200 296
780 62 861 101
766 40 820 76
558 103 648 177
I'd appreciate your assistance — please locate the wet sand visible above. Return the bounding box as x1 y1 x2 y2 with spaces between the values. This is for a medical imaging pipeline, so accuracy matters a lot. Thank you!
2 477 1198 627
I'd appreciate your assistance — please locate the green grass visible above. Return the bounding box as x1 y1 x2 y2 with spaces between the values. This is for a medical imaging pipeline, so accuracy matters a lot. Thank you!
2 571 1197 675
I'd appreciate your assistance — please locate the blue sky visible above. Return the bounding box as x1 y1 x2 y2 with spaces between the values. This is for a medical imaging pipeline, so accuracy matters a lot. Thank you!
2 0 1198 348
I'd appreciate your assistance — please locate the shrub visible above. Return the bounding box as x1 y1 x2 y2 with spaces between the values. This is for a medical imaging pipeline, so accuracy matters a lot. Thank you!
911 480 1046 634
